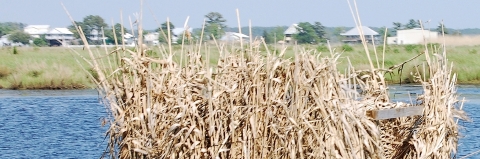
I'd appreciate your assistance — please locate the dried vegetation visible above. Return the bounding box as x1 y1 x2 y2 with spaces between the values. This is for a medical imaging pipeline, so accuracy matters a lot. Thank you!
63 1 468 158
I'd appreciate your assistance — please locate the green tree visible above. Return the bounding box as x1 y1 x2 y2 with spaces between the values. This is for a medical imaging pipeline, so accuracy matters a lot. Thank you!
105 23 129 44
156 21 175 43
204 12 227 40
392 22 402 35
83 15 108 34
377 27 391 38
262 30 273 43
269 27 285 43
404 19 420 29
312 22 327 42
436 23 449 35
333 26 346 42
293 22 319 44
0 22 26 36
33 34 48 46
8 31 31 44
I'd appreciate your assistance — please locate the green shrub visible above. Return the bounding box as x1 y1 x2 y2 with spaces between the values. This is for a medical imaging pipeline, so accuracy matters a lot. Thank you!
33 38 48 47
404 44 421 53
28 70 42 77
13 46 18 54
341 44 354 52
316 45 329 52
469 49 478 54
393 48 400 53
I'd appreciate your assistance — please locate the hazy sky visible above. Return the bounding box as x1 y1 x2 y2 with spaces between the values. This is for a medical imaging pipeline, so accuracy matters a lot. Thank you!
0 0 478 29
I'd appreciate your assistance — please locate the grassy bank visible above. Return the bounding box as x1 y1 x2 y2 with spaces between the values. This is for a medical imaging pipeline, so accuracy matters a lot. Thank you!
0 43 479 89
0 47 93 89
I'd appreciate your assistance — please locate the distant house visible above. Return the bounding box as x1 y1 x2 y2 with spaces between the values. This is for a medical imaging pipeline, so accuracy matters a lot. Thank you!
340 26 379 44
220 32 249 42
387 28 438 45
144 32 160 45
0 35 11 47
88 29 107 41
172 27 193 43
45 28 74 46
24 25 50 38
284 24 298 44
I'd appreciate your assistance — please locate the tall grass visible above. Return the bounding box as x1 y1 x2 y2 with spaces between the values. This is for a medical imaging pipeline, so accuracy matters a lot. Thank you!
0 47 110 89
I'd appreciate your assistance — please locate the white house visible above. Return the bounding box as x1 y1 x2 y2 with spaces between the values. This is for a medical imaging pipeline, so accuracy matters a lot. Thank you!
0 35 11 47
172 27 193 43
340 26 379 44
24 25 50 38
88 29 107 41
284 24 298 44
45 28 74 46
387 28 438 45
144 32 159 45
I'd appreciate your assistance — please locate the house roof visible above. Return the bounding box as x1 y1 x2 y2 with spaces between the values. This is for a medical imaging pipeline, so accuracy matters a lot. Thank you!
25 25 50 29
340 26 378 36
284 24 298 35
221 32 249 41
48 28 73 35
172 28 193 36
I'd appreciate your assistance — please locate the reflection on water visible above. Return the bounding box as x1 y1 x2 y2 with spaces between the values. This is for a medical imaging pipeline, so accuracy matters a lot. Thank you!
0 85 478 158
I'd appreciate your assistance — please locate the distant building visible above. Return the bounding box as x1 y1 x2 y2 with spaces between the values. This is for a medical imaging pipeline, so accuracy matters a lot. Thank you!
24 25 50 38
0 35 11 47
88 29 107 41
220 32 249 42
45 28 74 46
284 24 298 44
172 28 193 43
144 32 159 45
387 28 438 45
340 26 379 44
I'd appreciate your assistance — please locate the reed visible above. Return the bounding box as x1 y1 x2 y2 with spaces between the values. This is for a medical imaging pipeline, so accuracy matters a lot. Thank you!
64 1 468 158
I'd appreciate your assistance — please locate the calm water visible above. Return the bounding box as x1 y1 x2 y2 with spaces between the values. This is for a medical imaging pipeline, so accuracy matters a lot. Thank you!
0 85 478 158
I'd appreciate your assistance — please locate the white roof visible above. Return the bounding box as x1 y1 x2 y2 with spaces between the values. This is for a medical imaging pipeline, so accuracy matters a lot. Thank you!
172 28 193 36
341 26 378 36
48 28 73 35
124 33 134 39
25 25 50 29
284 24 298 34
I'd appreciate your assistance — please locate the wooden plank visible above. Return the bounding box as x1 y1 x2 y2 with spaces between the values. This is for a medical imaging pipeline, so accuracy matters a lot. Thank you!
366 106 424 120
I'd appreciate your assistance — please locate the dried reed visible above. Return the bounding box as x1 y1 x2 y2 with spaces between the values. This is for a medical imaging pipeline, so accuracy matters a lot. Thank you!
63 1 468 158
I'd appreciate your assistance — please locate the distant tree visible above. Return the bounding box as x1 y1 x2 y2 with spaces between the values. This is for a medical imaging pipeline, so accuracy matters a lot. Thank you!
33 34 48 46
0 22 26 36
377 26 391 38
333 26 346 42
68 21 88 39
8 31 31 44
404 19 420 29
392 22 402 35
204 12 227 40
312 22 327 42
293 22 320 44
270 27 285 43
105 23 129 44
83 15 108 33
262 30 273 43
156 21 175 43
436 23 449 35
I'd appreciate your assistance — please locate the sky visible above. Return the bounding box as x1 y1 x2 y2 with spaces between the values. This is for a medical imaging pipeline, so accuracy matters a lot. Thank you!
0 0 479 30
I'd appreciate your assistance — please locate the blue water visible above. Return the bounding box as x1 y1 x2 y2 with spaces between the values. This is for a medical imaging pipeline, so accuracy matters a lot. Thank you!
0 86 478 158
0 89 107 159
